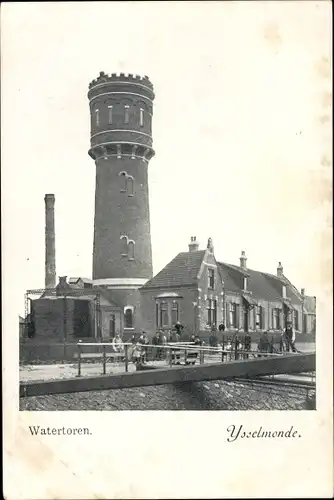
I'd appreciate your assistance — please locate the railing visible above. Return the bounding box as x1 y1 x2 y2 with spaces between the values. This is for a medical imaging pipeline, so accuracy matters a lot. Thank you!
75 340 297 378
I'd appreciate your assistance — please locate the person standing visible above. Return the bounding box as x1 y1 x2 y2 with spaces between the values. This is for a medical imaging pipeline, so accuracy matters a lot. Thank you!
174 321 184 339
285 322 297 352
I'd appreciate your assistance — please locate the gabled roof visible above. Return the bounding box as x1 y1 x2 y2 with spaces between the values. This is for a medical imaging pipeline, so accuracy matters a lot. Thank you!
218 262 302 304
141 251 206 290
217 263 243 293
218 262 281 300
263 273 302 305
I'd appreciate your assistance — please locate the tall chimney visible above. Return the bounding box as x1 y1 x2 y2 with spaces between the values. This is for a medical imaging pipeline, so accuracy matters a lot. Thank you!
240 250 247 269
188 236 199 252
44 194 56 289
277 261 283 277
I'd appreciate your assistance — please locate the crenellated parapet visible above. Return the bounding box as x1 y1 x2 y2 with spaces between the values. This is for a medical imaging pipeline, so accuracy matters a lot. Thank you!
89 71 154 92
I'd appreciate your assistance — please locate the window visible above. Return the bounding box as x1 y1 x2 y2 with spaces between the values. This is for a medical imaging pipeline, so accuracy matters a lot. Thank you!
127 176 134 196
124 105 129 124
140 108 144 127
120 236 128 255
95 108 100 126
128 241 135 260
171 301 179 324
108 106 113 125
229 303 237 328
208 269 215 289
119 172 127 191
255 306 262 329
206 299 217 326
294 310 299 330
272 308 280 329
160 302 169 327
124 308 133 328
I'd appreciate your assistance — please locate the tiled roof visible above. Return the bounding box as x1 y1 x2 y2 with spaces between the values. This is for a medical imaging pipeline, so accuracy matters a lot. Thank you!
218 262 303 304
217 263 243 293
263 273 302 305
141 251 206 289
218 262 281 300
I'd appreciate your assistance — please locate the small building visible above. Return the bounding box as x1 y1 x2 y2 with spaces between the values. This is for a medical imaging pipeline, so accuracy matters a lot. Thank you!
26 276 123 343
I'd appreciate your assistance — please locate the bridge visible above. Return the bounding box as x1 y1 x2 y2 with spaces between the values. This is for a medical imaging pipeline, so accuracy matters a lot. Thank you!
20 341 315 398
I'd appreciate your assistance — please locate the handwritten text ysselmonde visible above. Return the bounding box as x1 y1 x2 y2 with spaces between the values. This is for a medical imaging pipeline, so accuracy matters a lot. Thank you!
226 425 301 442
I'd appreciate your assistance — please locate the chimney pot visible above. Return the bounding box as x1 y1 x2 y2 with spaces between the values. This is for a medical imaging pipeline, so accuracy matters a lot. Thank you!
240 250 247 269
189 236 199 252
277 261 284 277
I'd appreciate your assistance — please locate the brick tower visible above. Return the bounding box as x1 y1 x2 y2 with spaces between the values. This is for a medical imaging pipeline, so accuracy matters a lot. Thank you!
87 72 155 332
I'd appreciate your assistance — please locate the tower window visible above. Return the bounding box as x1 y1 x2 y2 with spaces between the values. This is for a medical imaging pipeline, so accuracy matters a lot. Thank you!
140 108 144 127
124 308 133 329
127 176 134 196
119 171 127 192
108 106 113 125
120 236 128 255
124 105 129 124
95 108 100 127
128 240 135 260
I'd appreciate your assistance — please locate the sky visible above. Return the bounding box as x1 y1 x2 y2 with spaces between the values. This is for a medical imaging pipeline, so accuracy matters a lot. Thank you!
2 1 332 316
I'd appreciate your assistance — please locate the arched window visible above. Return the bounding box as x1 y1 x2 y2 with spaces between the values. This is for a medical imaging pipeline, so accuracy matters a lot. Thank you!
95 108 100 126
119 171 127 191
124 105 129 124
140 108 144 127
127 176 134 196
120 236 128 255
124 308 133 328
108 105 113 125
128 240 135 260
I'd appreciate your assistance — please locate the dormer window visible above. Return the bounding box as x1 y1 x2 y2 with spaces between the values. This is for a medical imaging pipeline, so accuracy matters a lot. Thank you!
208 269 214 289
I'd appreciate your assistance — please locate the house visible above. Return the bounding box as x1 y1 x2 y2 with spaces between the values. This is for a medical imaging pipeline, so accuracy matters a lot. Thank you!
140 237 316 341
140 237 224 338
